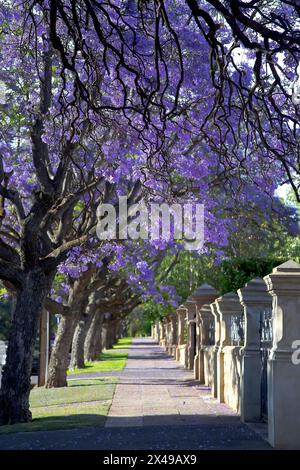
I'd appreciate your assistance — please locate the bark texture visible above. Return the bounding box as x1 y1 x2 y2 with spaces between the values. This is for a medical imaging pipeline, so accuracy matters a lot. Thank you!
46 270 93 388
84 312 103 362
46 313 77 388
69 314 90 370
103 320 116 350
0 270 53 424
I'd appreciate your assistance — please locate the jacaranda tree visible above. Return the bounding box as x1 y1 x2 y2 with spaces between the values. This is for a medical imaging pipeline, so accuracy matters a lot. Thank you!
0 1 298 425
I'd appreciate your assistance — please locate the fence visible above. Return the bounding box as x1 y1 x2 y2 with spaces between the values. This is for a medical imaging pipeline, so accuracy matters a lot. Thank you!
153 260 300 450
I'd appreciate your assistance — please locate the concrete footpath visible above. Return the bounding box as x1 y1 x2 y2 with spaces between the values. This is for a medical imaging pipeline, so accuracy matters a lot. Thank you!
0 338 271 450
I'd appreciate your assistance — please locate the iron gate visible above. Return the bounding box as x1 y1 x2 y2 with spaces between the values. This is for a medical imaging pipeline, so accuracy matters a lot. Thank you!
193 321 197 356
208 320 215 345
259 309 273 422
230 314 245 346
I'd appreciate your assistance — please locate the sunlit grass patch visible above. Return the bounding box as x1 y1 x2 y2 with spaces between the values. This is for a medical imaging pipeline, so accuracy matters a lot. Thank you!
0 377 116 434
0 401 109 434
68 337 132 376
68 351 128 375
30 378 116 408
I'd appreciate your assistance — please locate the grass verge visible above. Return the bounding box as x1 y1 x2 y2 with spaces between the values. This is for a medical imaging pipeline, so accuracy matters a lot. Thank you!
0 377 116 434
0 337 132 434
67 337 132 376
112 337 132 349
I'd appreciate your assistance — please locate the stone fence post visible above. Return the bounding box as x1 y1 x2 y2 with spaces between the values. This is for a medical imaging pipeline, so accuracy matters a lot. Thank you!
159 321 165 347
154 322 160 343
155 322 160 342
191 284 218 380
176 306 187 364
264 260 300 449
210 301 220 397
164 316 171 352
185 299 197 370
170 314 178 357
238 278 272 422
165 316 175 354
151 323 155 340
198 304 215 384
215 292 243 403
162 318 170 349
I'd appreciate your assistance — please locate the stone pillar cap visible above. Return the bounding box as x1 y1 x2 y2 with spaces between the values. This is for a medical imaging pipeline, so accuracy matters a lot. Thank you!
238 277 271 303
199 303 214 318
217 292 238 301
185 299 197 319
191 283 218 304
185 299 197 307
184 299 197 310
176 305 187 315
215 292 243 314
178 304 187 310
192 283 218 297
267 259 300 274
264 260 300 293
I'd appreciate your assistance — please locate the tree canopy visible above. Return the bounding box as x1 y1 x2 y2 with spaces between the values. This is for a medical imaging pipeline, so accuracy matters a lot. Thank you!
0 0 299 426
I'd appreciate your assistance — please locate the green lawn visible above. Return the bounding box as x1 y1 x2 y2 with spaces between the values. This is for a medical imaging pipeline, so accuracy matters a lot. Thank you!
0 377 116 434
0 337 132 434
67 337 132 376
112 337 132 349
31 378 116 407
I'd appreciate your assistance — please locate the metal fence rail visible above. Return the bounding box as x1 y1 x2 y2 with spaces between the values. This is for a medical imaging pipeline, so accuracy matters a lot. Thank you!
230 314 245 346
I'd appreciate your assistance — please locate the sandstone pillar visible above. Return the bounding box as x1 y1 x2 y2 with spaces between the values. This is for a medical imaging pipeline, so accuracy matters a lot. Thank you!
176 306 187 364
186 299 197 370
191 284 218 380
210 301 221 397
215 292 243 403
238 278 272 422
264 260 300 449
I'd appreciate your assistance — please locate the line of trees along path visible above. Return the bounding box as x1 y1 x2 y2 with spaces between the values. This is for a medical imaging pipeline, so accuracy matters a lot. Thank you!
0 1 299 425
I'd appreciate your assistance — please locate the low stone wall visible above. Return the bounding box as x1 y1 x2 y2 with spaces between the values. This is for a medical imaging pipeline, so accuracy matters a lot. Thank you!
168 344 175 356
203 346 214 387
176 344 187 367
223 346 243 413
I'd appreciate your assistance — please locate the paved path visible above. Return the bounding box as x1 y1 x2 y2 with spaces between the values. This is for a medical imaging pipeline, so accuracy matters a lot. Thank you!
107 338 240 427
0 338 270 450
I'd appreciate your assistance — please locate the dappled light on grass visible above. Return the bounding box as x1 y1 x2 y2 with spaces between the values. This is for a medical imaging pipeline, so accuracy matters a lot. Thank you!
0 405 109 434
67 338 132 376
68 351 128 375
0 378 117 434
0 338 131 434
30 378 116 408
113 337 132 349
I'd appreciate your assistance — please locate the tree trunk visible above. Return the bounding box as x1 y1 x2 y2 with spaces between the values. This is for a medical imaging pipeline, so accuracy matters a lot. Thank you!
46 269 94 388
46 314 77 388
69 315 90 370
103 321 115 350
38 309 50 387
84 312 103 362
110 322 117 347
69 290 98 369
102 323 109 350
115 321 121 341
0 270 54 425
